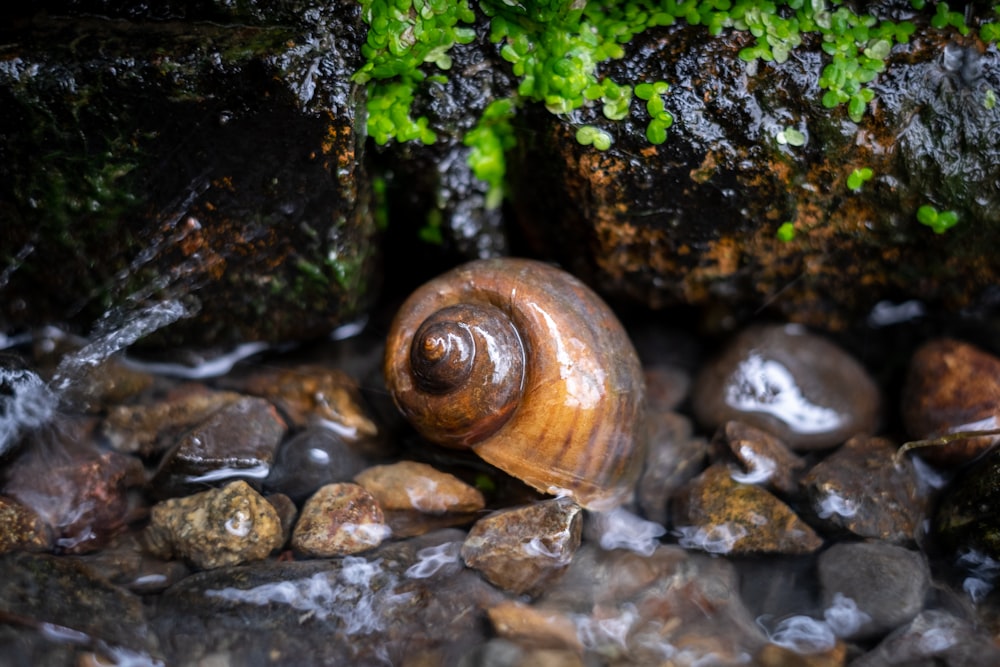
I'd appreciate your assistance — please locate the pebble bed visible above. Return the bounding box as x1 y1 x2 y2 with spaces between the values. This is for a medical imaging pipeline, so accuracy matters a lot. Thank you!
1 311 999 666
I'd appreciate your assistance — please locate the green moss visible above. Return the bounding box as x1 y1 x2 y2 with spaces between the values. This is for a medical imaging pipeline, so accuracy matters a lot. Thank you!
356 1 998 215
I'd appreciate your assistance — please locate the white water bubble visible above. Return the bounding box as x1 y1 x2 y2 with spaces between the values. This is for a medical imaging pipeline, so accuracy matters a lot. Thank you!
674 523 748 554
591 507 666 557
0 365 58 455
823 593 871 637
815 490 858 519
405 542 462 579
763 614 836 654
574 603 638 651
729 444 777 485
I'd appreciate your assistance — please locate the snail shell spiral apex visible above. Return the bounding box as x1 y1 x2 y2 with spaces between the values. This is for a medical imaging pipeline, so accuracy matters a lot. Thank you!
384 258 646 510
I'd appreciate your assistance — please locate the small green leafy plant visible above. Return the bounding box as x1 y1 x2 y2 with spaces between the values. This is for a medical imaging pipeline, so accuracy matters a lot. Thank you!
917 204 959 234
776 221 796 242
847 167 873 191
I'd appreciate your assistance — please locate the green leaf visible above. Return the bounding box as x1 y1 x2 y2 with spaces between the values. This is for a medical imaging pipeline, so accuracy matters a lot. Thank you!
916 204 938 225
776 222 796 242
646 118 668 144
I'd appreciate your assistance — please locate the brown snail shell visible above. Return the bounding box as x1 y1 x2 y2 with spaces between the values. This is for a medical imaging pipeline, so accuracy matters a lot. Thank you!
384 258 646 510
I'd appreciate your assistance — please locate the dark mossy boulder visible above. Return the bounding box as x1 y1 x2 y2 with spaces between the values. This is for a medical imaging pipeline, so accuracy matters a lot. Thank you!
0 3 376 346
508 10 1000 329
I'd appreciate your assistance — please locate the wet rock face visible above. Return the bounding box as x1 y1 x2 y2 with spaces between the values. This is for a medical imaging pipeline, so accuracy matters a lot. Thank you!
692 324 880 450
934 444 1000 559
510 18 1000 329
0 3 376 346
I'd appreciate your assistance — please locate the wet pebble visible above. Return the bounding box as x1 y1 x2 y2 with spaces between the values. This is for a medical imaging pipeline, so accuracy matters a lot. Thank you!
818 541 930 640
644 364 691 412
850 609 1000 667
291 482 389 557
3 424 145 554
0 551 158 661
144 480 285 569
263 424 370 503
151 394 287 497
355 460 485 514
692 324 880 450
0 494 52 553
534 544 766 665
74 532 190 594
800 435 925 544
152 530 506 666
711 420 805 495
486 600 582 652
232 364 378 437
462 497 583 597
635 411 707 525
901 338 1000 466
673 463 822 555
101 385 242 457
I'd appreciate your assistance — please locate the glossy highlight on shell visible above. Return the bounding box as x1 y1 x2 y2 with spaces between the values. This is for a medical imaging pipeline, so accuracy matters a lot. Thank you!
384 258 646 510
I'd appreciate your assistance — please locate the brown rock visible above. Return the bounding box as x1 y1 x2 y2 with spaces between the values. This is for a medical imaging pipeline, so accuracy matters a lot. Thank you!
673 463 822 555
233 364 378 436
462 497 583 596
711 420 805 495
4 422 145 554
0 495 52 553
487 600 582 652
692 325 880 450
291 482 389 557
755 642 847 667
144 480 284 569
354 461 485 514
151 394 287 496
801 435 926 544
102 386 242 457
636 411 707 525
901 338 1000 465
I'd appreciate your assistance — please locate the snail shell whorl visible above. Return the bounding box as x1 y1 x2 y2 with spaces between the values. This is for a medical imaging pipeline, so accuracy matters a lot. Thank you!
384 258 646 510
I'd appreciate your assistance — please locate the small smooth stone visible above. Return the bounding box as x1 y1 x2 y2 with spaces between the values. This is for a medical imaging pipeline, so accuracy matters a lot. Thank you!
818 541 929 640
151 395 287 497
636 411 707 525
487 600 582 652
264 425 369 503
462 497 582 597
901 338 1000 465
673 463 822 555
711 420 805 495
4 425 145 554
145 480 284 569
851 610 1000 667
0 495 52 553
692 324 880 450
232 364 378 436
101 386 242 457
355 461 485 514
800 435 925 544
291 483 389 557
265 493 298 547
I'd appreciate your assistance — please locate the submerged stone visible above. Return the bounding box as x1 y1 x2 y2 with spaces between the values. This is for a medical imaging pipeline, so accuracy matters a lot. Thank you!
150 395 287 497
673 463 822 555
462 497 583 597
291 482 389 557
144 480 284 569
151 530 505 666
901 338 1000 466
818 541 930 641
800 435 926 544
692 325 880 450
